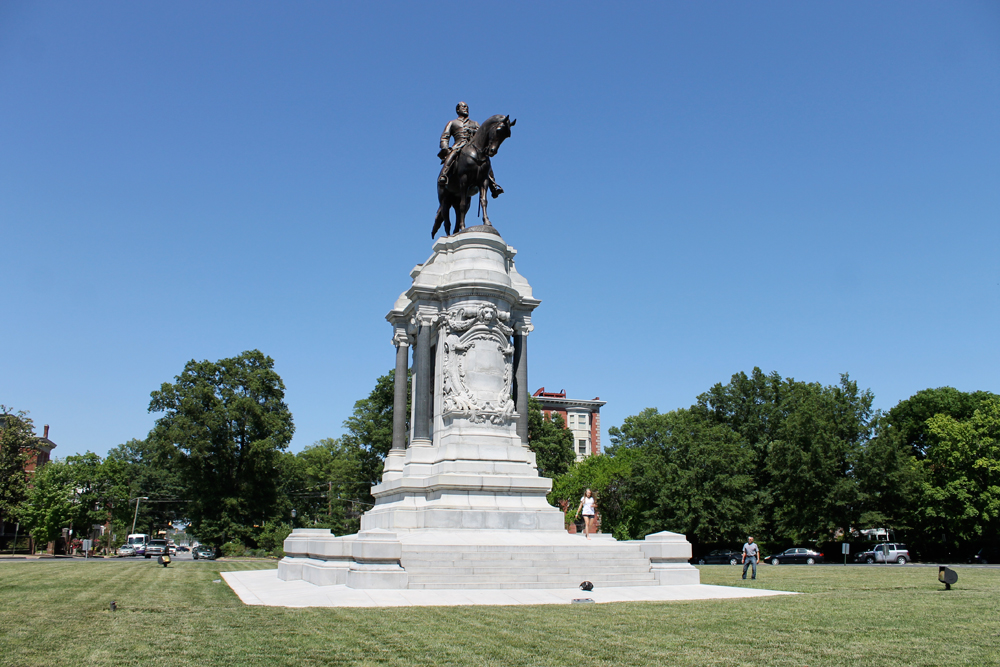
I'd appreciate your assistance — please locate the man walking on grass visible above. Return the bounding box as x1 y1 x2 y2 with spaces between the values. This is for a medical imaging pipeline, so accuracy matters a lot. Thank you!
742 536 760 580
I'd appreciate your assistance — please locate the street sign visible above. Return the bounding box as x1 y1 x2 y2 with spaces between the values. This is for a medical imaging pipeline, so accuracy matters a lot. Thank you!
842 543 850 554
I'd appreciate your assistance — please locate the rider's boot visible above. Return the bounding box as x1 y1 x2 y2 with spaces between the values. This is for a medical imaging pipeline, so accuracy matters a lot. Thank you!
438 156 452 185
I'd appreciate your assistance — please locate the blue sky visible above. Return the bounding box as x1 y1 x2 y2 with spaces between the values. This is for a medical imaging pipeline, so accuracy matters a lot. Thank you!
2 2 998 458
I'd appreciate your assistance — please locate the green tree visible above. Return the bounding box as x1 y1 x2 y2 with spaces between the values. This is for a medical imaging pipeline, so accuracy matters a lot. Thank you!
607 408 757 544
549 448 639 539
284 438 366 535
694 369 874 547
104 438 187 538
918 396 1000 551
0 407 35 530
527 397 575 478
18 460 75 549
147 350 295 545
764 375 874 545
881 387 994 459
338 368 410 503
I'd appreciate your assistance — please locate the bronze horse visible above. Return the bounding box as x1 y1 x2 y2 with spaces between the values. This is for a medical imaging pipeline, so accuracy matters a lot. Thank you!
432 114 515 238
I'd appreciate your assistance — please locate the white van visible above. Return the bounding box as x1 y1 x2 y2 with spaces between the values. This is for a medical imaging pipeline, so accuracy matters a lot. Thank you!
127 533 150 556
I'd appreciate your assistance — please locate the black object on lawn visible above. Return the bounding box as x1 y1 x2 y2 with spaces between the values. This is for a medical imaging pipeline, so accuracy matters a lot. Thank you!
938 566 958 590
580 581 594 591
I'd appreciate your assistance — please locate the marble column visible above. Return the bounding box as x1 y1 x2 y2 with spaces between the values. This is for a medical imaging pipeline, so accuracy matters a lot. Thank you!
513 329 529 446
391 333 409 450
412 320 432 445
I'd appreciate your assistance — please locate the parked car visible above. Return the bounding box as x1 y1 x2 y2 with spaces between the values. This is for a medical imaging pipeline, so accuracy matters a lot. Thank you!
117 545 136 557
168 545 177 555
192 546 216 560
971 544 1000 565
175 546 190 553
854 543 910 564
765 548 825 565
692 550 743 565
145 539 168 559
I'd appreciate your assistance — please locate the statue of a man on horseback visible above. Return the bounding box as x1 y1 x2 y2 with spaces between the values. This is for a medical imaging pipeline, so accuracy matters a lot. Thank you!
432 102 515 239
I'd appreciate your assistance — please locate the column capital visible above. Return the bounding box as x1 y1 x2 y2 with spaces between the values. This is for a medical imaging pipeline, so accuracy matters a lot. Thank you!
392 329 413 348
412 307 440 328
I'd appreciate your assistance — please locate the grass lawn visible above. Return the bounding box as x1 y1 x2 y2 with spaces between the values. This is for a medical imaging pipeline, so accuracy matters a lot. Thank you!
1 559 998 666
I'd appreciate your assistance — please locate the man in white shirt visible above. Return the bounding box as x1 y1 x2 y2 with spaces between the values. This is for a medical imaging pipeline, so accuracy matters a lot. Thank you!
742 536 760 580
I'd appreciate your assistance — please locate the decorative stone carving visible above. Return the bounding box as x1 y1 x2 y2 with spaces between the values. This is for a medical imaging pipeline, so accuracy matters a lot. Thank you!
441 304 516 425
392 330 412 348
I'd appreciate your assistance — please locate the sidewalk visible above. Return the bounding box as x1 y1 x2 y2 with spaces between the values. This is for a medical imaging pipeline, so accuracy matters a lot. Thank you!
223 568 797 608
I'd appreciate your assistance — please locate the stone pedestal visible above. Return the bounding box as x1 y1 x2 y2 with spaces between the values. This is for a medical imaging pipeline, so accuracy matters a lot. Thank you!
277 226 699 590
363 226 561 533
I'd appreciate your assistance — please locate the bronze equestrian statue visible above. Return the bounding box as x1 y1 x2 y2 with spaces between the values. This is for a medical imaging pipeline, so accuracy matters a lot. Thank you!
433 103 515 238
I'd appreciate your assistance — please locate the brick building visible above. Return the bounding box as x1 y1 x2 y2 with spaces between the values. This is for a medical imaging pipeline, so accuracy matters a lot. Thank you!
26 424 57 475
0 420 57 551
532 388 606 461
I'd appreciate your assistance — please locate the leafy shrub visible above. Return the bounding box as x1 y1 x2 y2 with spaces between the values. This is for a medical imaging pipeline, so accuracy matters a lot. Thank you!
220 540 246 558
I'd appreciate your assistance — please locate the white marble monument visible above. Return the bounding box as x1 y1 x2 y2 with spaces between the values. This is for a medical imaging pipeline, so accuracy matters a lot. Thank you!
277 226 698 589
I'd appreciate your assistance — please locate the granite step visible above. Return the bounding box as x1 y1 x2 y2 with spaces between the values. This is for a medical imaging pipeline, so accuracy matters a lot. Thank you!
407 572 655 584
406 578 661 590
401 557 652 569
400 564 654 576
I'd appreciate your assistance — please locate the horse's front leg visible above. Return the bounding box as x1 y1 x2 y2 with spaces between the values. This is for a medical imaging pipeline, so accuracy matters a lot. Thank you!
479 183 491 226
487 168 503 199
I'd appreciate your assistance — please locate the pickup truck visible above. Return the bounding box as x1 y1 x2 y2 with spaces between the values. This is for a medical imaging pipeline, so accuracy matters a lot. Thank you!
144 539 169 559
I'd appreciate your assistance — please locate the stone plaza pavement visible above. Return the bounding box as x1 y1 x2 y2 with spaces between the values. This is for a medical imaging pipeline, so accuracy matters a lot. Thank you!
223 568 797 608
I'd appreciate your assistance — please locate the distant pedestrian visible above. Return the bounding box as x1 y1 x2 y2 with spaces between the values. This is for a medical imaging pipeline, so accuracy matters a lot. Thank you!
742 536 759 580
576 489 597 540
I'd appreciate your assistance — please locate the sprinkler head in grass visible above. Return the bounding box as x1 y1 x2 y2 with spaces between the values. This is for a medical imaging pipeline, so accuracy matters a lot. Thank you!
109 601 116 612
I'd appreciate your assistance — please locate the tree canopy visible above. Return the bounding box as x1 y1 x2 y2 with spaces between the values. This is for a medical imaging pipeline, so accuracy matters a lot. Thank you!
527 397 575 478
0 407 35 529
147 349 294 545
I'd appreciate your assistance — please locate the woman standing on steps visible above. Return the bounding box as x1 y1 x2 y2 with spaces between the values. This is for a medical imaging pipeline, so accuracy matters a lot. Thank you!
576 488 598 539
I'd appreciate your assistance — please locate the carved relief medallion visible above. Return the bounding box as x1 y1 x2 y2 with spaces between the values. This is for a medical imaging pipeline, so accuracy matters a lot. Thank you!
441 304 515 424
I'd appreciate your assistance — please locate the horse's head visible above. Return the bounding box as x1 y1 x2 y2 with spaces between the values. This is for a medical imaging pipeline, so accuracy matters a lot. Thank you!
481 114 516 157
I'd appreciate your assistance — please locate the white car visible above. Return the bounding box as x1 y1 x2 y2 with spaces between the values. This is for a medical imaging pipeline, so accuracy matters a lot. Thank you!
118 545 136 557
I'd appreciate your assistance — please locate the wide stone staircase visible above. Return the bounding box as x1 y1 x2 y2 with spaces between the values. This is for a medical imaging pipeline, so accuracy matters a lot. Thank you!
400 540 658 589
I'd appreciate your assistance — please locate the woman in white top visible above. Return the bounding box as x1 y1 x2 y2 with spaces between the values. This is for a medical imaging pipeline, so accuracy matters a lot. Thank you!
575 488 598 539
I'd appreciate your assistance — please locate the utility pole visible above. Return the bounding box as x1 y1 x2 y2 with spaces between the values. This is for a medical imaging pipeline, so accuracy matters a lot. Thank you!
130 497 149 535
328 481 332 518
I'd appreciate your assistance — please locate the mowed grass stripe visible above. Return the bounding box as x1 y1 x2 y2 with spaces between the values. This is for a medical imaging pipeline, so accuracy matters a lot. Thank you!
1 561 998 666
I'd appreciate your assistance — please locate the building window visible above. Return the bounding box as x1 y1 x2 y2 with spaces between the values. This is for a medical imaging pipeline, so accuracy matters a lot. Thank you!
578 440 587 454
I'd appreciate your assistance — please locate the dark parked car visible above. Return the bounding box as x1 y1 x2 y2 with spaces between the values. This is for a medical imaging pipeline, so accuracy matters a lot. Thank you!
692 550 742 565
192 546 216 560
971 544 1000 565
854 543 910 564
765 548 825 565
145 539 168 559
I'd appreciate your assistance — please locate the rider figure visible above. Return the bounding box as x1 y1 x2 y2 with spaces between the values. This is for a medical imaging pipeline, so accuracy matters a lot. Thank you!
438 101 479 186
